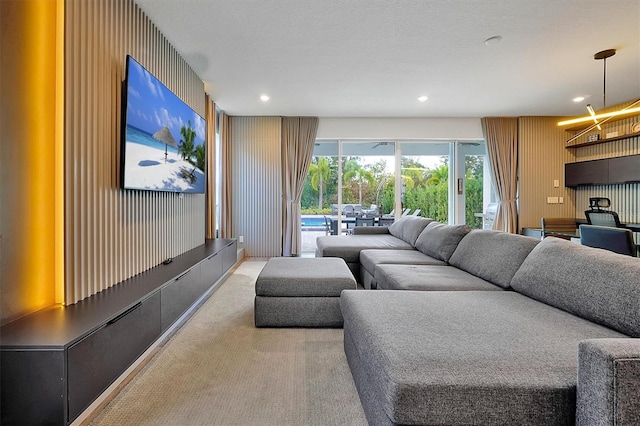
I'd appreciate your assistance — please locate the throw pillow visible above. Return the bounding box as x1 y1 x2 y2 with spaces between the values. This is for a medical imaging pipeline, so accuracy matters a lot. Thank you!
388 216 435 246
414 222 471 262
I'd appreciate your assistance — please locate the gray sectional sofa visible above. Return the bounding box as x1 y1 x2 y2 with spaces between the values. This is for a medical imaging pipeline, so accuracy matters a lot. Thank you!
315 217 640 425
316 216 539 290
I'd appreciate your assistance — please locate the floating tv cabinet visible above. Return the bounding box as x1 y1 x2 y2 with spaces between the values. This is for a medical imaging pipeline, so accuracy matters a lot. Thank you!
1 238 237 426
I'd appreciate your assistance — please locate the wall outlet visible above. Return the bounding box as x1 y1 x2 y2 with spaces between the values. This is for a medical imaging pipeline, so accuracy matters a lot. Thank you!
238 235 244 243
559 197 564 203
553 179 559 188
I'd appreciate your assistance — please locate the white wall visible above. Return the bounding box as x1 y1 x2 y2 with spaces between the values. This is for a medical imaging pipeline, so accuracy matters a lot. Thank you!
317 117 483 140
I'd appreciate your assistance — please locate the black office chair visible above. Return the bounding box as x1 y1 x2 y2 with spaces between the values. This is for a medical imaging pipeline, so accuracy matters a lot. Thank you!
585 210 622 227
579 224 637 256
588 197 611 211
584 196 623 228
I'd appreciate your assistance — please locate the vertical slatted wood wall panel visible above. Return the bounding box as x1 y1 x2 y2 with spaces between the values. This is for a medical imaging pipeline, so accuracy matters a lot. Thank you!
518 117 576 231
230 117 282 257
64 0 205 304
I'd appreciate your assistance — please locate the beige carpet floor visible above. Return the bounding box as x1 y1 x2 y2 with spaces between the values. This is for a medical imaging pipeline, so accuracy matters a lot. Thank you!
89 260 367 426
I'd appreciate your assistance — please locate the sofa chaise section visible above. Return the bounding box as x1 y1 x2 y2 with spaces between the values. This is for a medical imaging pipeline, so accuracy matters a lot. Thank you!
341 290 626 426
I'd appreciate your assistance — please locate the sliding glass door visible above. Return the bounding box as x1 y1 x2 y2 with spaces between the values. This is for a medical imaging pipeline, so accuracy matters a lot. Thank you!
341 141 395 215
300 139 491 254
400 142 450 222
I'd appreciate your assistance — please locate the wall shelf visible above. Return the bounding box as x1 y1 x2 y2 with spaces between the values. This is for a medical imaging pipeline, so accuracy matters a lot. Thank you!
566 131 640 149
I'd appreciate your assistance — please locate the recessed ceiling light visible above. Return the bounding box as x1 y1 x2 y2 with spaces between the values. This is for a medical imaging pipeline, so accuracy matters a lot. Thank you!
417 95 428 102
573 96 585 103
260 94 270 102
484 35 502 45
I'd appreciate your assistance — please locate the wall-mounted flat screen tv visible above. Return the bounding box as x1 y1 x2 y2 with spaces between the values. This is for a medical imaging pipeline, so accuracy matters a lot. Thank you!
121 55 206 193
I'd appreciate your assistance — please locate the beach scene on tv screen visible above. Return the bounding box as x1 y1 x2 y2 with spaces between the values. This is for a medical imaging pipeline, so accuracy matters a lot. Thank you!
123 57 206 193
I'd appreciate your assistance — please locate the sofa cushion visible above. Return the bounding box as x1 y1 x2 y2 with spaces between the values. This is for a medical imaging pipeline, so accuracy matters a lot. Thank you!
448 230 539 288
387 216 434 246
315 234 413 263
511 237 640 337
359 249 446 276
341 290 625 425
375 264 502 291
414 222 471 262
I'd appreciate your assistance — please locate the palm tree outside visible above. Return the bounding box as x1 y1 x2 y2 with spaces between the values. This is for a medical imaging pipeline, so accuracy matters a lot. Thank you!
343 159 375 205
308 157 331 209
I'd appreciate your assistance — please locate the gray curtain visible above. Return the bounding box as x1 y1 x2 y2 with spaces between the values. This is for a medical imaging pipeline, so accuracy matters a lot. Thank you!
281 117 319 256
219 112 233 239
481 117 519 233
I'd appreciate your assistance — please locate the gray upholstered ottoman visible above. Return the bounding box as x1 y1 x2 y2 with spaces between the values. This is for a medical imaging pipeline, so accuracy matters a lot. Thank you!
254 257 357 327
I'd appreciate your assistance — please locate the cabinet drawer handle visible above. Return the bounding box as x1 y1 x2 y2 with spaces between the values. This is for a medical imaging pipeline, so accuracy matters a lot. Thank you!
175 269 192 281
107 302 142 325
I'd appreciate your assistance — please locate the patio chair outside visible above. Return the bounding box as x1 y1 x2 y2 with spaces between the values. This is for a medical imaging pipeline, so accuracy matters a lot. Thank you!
343 205 356 217
378 217 395 227
323 215 337 235
366 204 380 216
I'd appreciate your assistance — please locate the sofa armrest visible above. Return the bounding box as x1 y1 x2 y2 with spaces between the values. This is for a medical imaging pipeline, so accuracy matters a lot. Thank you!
353 226 390 235
577 338 640 426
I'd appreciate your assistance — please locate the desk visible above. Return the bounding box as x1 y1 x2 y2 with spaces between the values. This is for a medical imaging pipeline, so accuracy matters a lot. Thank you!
522 228 580 240
522 220 640 239
576 218 640 232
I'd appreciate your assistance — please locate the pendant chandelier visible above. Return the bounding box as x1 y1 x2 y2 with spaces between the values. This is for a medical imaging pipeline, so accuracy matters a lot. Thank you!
558 49 640 144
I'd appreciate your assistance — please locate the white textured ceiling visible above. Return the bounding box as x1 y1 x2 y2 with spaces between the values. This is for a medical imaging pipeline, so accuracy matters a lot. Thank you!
135 0 640 118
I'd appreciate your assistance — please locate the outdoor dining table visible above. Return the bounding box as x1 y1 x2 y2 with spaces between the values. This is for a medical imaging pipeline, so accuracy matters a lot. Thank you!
329 216 380 235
